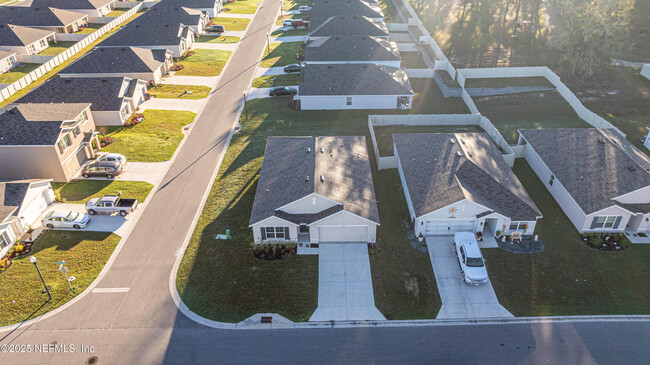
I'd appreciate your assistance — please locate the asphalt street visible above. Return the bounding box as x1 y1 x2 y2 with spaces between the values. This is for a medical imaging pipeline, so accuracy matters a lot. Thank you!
1 0 650 363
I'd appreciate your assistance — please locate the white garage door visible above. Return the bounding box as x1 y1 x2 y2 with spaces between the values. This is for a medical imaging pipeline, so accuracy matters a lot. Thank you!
21 192 49 226
319 226 368 243
425 219 475 236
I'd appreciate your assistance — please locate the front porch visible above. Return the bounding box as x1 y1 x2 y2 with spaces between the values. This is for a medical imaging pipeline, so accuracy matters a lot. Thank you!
625 230 650 244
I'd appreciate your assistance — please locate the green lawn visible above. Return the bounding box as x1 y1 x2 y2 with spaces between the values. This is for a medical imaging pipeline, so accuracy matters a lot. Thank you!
195 35 240 43
176 98 442 322
374 125 483 157
106 9 128 17
400 52 428 68
281 0 309 11
0 63 40 84
210 17 251 31
464 77 555 89
410 78 471 114
37 41 76 56
252 74 300 88
222 0 258 14
605 114 650 155
260 41 303 67
101 109 197 162
76 23 103 34
174 49 231 76
0 231 120 327
147 84 211 99
378 0 399 23
483 160 650 316
52 180 154 204
275 14 303 26
270 27 309 37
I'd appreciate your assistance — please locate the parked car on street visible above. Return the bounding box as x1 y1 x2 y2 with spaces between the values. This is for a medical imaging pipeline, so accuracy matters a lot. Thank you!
208 25 225 33
299 6 311 12
453 232 489 285
284 64 301 73
97 153 127 166
269 86 298 97
85 194 138 217
82 161 123 179
42 210 90 229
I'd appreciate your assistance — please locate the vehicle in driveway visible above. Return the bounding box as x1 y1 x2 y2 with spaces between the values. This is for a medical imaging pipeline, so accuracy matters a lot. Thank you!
299 6 311 12
291 20 309 28
282 19 298 27
453 232 489 285
82 161 123 179
208 25 225 33
97 153 127 166
42 210 90 229
269 86 298 97
85 194 138 217
284 63 301 73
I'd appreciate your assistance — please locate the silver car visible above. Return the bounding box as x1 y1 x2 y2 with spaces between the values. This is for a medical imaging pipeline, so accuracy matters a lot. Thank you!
42 210 90 229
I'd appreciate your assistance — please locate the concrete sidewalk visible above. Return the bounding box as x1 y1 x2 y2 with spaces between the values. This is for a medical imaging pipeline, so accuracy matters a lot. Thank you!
160 74 219 87
272 35 307 43
140 98 206 113
216 12 256 19
193 43 239 51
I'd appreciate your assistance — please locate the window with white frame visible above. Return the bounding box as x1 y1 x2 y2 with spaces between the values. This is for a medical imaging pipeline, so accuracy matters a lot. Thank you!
262 226 289 240
6 56 15 67
79 110 88 122
57 133 72 154
346 97 352 106
40 39 47 48
509 221 528 231
120 105 130 119
28 44 36 54
594 216 618 229
0 232 8 250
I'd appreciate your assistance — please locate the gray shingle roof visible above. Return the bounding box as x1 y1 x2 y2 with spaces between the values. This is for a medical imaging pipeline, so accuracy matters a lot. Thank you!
0 6 87 27
18 77 129 111
250 136 379 225
310 0 383 26
30 0 115 10
308 16 389 38
519 128 650 214
0 24 54 47
0 182 30 221
305 35 400 62
394 133 541 221
300 63 413 96
60 47 168 75
166 0 218 8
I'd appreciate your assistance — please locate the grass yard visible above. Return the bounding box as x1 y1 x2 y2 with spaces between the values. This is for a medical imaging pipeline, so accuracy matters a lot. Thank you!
210 17 251 31
275 14 303 25
0 63 40 84
52 180 154 204
0 231 120 327
605 114 650 155
410 78 471 114
378 0 400 23
400 52 428 68
251 74 300 88
174 49 231 76
270 27 309 37
473 91 590 143
464 76 555 89
260 41 304 67
38 41 76 56
282 0 309 11
222 0 258 14
195 35 240 43
147 84 211 99
106 9 128 17
100 109 196 162
76 23 103 34
483 160 650 316
176 98 441 322
374 125 483 157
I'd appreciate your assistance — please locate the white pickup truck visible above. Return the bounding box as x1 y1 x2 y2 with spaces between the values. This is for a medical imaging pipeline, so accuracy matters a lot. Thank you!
85 195 138 217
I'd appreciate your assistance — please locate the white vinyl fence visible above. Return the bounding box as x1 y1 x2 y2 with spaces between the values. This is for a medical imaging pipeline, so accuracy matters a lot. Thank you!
641 64 650 81
0 4 141 103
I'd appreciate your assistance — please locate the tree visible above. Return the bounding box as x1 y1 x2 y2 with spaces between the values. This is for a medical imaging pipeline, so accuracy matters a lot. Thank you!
545 0 633 78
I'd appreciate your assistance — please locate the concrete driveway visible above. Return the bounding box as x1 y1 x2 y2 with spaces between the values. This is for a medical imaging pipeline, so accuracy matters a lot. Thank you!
77 161 170 185
140 98 205 113
247 86 298 100
427 235 513 319
39 203 139 237
161 74 219 87
309 243 385 321
254 66 289 77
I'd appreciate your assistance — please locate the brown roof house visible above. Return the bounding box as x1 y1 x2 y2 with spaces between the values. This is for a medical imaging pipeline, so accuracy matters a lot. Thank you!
0 102 100 182
0 50 18 75
249 136 380 254
0 6 89 34
0 24 56 56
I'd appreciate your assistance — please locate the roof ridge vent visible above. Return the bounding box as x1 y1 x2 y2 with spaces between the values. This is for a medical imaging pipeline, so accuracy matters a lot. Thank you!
320 175 325 182
306 147 311 153
305 175 310 182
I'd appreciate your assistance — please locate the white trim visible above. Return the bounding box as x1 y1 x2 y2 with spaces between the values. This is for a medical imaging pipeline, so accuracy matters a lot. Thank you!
274 192 341 212
308 209 379 226
248 215 297 227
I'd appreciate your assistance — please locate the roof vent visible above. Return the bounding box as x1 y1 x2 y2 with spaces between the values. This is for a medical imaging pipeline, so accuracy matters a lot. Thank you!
580 176 584 180
306 147 311 153
460 138 465 144
320 175 325 182
64 79 72 83
467 151 472 157
305 176 310 182
628 166 637 172
319 147 324 153
327 65 333 69
450 139 455 144
456 151 462 157
598 139 605 144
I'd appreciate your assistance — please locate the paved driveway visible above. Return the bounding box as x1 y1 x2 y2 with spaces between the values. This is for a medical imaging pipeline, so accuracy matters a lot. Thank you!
427 235 513 319
254 66 288 77
309 243 385 321
140 98 206 113
39 203 139 237
161 74 219 87
248 86 299 100
76 161 170 185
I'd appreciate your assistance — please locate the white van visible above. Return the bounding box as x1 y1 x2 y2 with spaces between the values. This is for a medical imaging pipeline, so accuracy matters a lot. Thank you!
299 6 311 13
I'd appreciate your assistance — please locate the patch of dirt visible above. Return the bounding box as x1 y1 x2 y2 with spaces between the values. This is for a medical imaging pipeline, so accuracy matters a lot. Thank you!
404 274 420 298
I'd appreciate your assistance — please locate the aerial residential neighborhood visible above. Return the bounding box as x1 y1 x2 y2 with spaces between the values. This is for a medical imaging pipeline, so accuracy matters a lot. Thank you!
0 0 648 363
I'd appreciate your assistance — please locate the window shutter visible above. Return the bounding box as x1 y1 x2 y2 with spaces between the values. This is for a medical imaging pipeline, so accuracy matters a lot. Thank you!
260 227 266 240
613 216 622 229
284 227 290 240
589 217 599 229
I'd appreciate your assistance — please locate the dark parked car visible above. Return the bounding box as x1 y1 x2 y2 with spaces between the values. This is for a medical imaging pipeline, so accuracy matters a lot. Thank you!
269 87 298 97
208 25 225 33
82 161 123 179
284 64 301 73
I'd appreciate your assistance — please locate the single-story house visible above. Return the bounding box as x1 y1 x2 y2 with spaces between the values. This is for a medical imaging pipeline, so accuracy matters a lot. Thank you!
309 1 384 28
0 24 56 56
167 0 222 17
18 77 147 126
304 35 401 67
99 4 208 56
0 179 55 258
59 47 173 85
308 16 389 39
30 0 116 18
0 6 89 34
394 133 542 237
0 102 99 182
249 136 380 253
0 50 18 74
518 128 650 234
300 63 413 110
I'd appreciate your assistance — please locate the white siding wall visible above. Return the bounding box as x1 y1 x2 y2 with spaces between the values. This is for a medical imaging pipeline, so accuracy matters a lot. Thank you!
396 149 416 220
300 95 412 110
614 186 650 204
0 54 17 74
60 71 161 84
582 205 632 233
18 181 55 228
309 211 377 243
251 216 298 243
280 193 338 214
91 111 123 126
0 223 17 258
414 199 487 236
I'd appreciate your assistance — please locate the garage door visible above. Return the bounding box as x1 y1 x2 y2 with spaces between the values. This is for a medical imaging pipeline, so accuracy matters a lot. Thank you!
425 219 475 235
319 226 368 243
21 192 49 226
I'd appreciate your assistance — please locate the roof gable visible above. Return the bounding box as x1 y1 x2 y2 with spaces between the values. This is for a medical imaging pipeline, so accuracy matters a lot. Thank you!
300 63 413 96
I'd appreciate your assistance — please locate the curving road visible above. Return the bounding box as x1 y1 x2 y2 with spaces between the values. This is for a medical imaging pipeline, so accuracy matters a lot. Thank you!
1 0 650 363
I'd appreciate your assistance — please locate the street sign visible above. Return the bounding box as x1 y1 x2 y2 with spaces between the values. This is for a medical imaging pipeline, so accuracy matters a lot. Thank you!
55 261 66 265
59 265 69 274
68 276 76 282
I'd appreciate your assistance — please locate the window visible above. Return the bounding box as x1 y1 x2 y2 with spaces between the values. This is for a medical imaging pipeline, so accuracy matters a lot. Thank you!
57 134 72 154
120 105 130 119
6 56 14 67
346 97 352 106
549 174 555 186
79 110 88 122
261 226 290 240
40 39 47 48
28 44 36 54
0 233 7 250
72 126 81 137
509 222 528 231
593 216 619 229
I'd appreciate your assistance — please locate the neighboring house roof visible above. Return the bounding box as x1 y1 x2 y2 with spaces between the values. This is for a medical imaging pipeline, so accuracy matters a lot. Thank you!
60 47 169 75
18 77 131 111
394 133 541 221
304 35 401 63
250 136 380 225
166 0 218 8
0 102 90 146
300 63 413 96
30 0 115 10
0 24 54 47
519 128 650 214
0 50 16 59
308 16 389 38
0 6 87 27
0 182 30 221
309 0 383 27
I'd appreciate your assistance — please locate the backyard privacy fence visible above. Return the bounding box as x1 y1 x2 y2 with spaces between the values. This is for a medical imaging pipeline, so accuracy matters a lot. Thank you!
642 64 650 81
0 4 141 103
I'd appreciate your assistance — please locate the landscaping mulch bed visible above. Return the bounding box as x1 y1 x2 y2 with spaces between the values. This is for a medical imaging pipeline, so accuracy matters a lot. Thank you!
579 233 630 252
496 236 545 254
